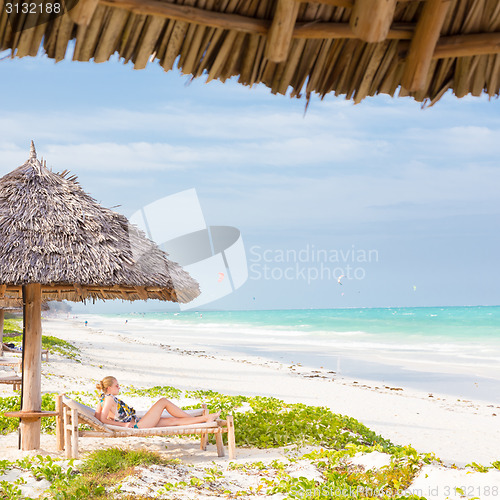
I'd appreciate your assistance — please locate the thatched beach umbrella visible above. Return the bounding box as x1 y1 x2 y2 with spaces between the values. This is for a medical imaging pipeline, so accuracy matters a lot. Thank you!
0 142 200 450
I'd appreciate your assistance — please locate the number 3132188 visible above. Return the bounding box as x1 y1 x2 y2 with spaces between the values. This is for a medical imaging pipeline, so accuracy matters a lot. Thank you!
4 2 62 14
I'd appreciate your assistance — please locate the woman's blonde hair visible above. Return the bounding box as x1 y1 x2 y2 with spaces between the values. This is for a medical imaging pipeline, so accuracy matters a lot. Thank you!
96 376 116 394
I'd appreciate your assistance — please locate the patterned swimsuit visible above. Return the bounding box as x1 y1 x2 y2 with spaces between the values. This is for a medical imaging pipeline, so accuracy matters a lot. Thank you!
100 394 139 425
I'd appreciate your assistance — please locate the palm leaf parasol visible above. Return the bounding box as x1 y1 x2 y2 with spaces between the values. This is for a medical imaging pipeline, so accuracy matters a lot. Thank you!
0 142 200 449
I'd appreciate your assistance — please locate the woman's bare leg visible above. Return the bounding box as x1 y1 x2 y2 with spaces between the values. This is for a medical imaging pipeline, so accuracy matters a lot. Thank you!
154 413 219 427
137 398 219 429
161 398 196 418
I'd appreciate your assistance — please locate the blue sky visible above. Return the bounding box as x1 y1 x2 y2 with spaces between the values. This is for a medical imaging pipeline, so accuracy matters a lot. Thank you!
1 53 499 312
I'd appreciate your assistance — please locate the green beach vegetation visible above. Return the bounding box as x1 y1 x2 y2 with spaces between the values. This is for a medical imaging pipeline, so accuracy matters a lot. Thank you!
3 319 23 336
0 394 56 436
2 318 80 361
0 385 473 500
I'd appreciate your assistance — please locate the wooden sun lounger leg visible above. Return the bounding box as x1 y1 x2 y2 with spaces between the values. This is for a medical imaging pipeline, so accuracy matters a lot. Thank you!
215 429 225 457
64 407 80 459
71 408 79 459
200 404 208 451
63 406 72 459
227 415 236 460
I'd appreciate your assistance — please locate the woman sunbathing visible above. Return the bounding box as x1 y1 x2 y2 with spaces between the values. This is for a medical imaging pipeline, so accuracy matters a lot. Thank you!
95 376 220 429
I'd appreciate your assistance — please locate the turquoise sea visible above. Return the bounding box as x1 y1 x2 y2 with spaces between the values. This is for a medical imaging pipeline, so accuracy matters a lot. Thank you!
131 306 500 340
84 306 500 403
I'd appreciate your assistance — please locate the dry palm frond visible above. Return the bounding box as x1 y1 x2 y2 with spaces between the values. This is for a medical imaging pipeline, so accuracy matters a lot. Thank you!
0 0 499 103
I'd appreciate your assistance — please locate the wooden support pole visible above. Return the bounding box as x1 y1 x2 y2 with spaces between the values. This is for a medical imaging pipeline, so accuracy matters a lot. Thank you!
20 284 42 451
402 0 452 92
265 0 300 63
350 0 397 43
68 0 100 26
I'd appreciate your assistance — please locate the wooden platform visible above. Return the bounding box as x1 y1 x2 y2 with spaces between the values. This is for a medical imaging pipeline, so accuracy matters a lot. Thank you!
4 410 59 420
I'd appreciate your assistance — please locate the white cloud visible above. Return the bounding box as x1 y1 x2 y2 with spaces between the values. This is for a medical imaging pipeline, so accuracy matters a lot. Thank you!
1 94 499 177
200 160 500 231
0 141 201 174
397 126 500 165
1 91 499 229
44 142 204 171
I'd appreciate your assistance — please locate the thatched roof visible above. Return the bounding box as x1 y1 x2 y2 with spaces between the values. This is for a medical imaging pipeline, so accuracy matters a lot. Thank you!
0 298 50 311
0 142 200 303
0 298 24 309
1 0 499 104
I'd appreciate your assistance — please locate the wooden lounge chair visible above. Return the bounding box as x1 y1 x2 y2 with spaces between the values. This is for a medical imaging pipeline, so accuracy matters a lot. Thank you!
55 395 236 460
1 344 49 361
0 357 22 371
0 373 22 390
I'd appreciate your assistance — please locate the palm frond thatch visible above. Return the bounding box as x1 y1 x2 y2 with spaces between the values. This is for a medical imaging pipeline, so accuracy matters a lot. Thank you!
0 298 49 311
0 0 499 104
0 143 200 304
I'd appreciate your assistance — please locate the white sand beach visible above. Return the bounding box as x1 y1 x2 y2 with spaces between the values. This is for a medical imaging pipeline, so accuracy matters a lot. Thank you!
1 316 499 499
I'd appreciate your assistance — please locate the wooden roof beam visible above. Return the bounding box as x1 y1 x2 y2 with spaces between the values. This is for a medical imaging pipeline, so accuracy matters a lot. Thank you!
433 32 500 59
74 284 87 300
297 0 354 8
69 0 99 26
99 0 270 34
93 0 498 61
293 22 414 40
402 0 452 92
350 0 398 43
265 0 300 63
295 0 420 7
136 287 149 300
99 0 415 40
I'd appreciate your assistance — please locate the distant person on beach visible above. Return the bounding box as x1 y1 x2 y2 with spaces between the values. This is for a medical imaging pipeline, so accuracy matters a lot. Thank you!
95 376 220 429
84 320 88 327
